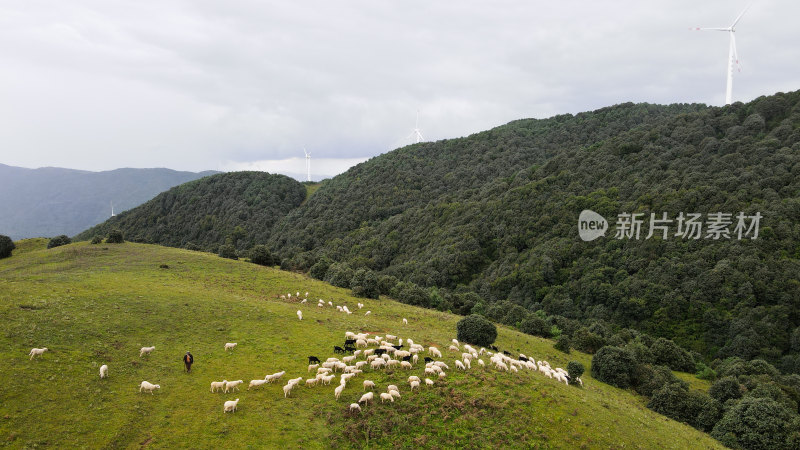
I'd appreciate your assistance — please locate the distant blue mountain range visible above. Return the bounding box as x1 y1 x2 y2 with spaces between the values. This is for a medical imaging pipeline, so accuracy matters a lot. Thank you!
0 164 218 239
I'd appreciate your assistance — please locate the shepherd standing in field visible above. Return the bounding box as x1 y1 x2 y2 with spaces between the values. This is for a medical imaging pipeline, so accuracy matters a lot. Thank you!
184 351 194 372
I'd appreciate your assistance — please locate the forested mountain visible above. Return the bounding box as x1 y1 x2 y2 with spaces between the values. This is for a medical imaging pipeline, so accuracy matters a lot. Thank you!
75 172 305 251
0 164 216 239
267 91 800 371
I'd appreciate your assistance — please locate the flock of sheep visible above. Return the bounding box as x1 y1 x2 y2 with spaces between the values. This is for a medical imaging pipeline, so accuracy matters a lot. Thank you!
25 289 581 417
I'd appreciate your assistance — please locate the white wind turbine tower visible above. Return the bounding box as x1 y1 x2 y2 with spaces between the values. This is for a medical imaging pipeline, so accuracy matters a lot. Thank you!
303 148 311 182
408 110 425 144
693 5 751 105
110 201 116 217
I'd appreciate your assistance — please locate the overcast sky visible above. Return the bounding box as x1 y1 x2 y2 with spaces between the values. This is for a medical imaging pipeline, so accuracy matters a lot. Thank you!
1 1 797 179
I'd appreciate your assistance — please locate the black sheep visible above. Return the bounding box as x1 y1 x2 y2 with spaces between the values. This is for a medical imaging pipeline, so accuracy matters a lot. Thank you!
424 357 434 363
401 355 412 362
183 352 194 372
308 356 321 364
333 346 345 354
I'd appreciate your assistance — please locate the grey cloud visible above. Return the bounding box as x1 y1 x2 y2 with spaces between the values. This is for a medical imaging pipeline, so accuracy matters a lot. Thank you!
0 0 797 173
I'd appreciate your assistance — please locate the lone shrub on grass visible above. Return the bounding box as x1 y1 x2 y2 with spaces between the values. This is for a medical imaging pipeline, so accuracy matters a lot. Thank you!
106 229 124 244
249 245 276 266
218 244 238 260
90 236 103 244
567 361 584 385
456 314 497 347
0 235 14 259
47 235 71 249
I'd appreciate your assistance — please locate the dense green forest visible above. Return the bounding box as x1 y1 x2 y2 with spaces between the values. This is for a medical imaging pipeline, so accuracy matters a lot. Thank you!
267 91 800 373
76 172 305 251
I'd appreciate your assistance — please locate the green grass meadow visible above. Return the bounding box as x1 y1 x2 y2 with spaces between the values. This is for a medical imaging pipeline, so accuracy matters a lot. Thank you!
0 240 721 448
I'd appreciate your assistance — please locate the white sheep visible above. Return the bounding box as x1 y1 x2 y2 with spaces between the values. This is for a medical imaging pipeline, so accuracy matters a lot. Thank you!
296 291 300 297
224 342 237 351
305 291 309 297
99 364 108 379
424 378 435 386
297 310 303 320
223 398 239 413
358 392 374 404
478 359 485 367
402 318 408 325
387 384 399 392
139 346 155 357
410 380 420 391
389 389 401 399
429 347 442 358
438 371 446 379
576 377 584 387
266 371 286 383
139 381 160 394
365 311 371 316
448 345 459 352
451 339 459 346
225 380 243 393
308 364 319 372
357 303 364 309
305 378 319 387
248 379 267 390
349 403 361 412
400 361 412 370
408 376 421 383
28 347 49 360
335 383 345 400
210 380 227 392
283 382 295 398
322 375 335 385
455 360 466 370
380 392 394 403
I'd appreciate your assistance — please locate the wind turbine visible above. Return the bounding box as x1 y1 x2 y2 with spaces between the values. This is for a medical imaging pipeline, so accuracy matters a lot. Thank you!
110 201 116 217
303 148 311 182
693 5 750 105
407 110 424 144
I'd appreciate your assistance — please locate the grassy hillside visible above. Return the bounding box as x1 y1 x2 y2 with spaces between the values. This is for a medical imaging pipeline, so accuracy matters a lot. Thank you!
0 164 216 240
0 240 721 448
75 172 305 253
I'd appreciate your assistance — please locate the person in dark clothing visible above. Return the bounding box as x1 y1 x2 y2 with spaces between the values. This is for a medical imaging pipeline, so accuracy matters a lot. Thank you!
183 352 194 372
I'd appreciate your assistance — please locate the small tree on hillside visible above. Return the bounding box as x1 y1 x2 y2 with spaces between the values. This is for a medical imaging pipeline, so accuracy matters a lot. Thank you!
218 244 238 260
351 268 380 299
591 345 639 389
0 235 14 259
47 235 71 249
554 335 572 353
90 236 103 244
567 361 584 386
249 245 276 266
456 314 497 347
106 229 125 244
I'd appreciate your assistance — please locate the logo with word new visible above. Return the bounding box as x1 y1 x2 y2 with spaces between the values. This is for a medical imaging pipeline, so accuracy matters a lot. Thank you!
578 210 608 241
578 210 762 241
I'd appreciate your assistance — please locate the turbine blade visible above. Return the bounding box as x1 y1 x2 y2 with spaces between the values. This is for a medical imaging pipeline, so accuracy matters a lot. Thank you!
731 4 751 28
731 33 741 72
695 27 730 31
